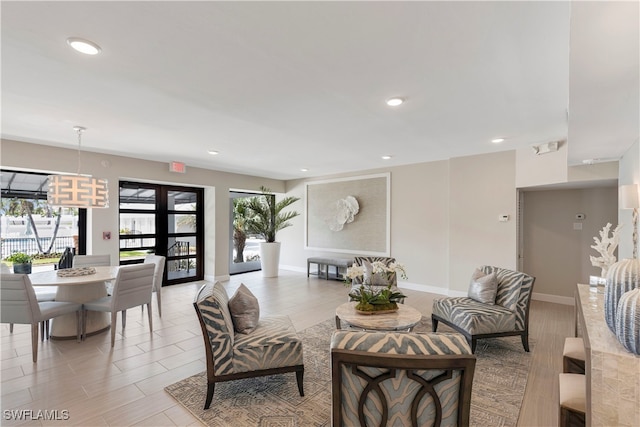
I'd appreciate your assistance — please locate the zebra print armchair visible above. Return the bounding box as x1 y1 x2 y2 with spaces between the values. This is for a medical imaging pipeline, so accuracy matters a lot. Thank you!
193 282 304 409
431 266 536 353
331 330 476 427
349 256 405 302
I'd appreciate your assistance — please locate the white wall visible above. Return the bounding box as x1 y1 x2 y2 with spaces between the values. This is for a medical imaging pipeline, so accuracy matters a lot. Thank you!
282 151 518 296
515 140 568 188
283 160 452 294
449 151 518 293
523 187 618 300
618 139 640 260
1 139 284 278
4 138 620 300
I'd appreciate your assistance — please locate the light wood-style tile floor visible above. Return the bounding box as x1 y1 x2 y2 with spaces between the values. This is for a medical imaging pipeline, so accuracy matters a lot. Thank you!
1 270 574 426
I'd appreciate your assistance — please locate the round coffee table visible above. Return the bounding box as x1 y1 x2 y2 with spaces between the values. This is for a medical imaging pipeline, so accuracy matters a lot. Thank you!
335 301 422 331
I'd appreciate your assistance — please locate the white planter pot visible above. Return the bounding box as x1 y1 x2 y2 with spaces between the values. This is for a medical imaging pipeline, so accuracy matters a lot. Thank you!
259 242 281 278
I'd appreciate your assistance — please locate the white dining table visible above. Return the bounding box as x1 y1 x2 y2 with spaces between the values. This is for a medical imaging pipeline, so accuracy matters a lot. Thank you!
29 266 119 339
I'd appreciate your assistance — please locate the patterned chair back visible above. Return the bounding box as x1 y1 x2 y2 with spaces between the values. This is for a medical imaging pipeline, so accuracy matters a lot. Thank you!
351 256 397 286
194 282 236 378
480 265 535 331
331 330 476 427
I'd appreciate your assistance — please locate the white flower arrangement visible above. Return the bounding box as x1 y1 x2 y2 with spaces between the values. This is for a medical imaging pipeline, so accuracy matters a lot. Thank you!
345 261 408 283
344 260 408 312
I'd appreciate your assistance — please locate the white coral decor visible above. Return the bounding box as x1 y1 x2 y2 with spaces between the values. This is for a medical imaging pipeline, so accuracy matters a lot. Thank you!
590 223 622 277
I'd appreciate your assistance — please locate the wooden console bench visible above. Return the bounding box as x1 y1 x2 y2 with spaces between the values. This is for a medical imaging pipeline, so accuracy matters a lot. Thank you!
307 257 353 281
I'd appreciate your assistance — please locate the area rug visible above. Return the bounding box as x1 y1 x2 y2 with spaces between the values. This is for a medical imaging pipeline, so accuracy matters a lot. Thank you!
165 317 534 427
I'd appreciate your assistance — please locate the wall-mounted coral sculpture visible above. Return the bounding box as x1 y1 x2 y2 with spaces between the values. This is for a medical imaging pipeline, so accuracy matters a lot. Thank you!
326 196 359 231
590 222 622 277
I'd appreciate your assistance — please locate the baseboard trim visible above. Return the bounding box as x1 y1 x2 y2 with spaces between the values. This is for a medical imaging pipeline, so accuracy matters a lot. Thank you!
280 265 306 274
275 267 575 306
207 274 230 283
400 281 450 296
532 292 574 306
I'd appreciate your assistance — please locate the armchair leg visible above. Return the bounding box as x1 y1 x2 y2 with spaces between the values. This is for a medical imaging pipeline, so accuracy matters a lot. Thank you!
204 383 215 410
431 316 439 332
122 310 126 330
470 338 477 354
9 323 14 333
296 369 304 396
521 332 530 352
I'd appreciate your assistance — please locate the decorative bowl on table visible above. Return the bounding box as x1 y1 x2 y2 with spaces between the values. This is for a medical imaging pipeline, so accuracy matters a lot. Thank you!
354 303 399 315
345 261 408 315
56 266 97 277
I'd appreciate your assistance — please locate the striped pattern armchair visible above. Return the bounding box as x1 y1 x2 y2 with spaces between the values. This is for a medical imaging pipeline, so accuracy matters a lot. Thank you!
331 330 476 427
349 256 404 303
431 266 535 353
193 282 304 409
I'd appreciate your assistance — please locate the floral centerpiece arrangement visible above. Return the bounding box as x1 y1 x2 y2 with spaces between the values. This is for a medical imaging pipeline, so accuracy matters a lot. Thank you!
345 261 408 313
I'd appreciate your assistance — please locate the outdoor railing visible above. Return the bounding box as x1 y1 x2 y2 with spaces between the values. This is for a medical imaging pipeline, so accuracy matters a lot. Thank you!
1 236 76 259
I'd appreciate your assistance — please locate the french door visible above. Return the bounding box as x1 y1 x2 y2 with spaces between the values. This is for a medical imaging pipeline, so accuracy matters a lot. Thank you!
119 181 204 285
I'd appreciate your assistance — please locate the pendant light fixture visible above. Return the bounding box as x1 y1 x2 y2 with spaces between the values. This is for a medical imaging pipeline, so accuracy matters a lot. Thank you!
47 126 109 208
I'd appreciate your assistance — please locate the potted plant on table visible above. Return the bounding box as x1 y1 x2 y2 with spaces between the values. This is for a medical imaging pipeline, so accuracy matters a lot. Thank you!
5 252 33 274
245 186 300 278
345 261 408 313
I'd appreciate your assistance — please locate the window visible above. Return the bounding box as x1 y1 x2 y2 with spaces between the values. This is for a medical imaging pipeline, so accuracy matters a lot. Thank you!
1 170 86 270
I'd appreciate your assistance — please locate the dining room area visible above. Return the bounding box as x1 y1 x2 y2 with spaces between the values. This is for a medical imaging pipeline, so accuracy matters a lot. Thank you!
2 252 165 361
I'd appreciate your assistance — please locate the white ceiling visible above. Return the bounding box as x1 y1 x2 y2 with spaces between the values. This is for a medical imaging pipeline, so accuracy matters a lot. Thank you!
1 1 638 180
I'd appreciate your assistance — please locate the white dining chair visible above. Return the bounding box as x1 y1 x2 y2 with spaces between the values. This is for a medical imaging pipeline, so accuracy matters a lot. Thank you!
1 274 82 362
3 263 58 339
73 254 111 267
82 263 155 347
144 255 166 317
73 254 113 294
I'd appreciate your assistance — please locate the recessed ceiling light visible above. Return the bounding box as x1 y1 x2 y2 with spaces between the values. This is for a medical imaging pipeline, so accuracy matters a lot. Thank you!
300 168 309 172
491 138 505 144
386 97 404 107
207 150 219 155
381 155 392 160
67 37 101 55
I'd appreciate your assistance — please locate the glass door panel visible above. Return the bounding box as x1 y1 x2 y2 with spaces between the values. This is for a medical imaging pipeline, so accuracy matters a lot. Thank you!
165 187 202 284
229 191 262 275
119 182 203 285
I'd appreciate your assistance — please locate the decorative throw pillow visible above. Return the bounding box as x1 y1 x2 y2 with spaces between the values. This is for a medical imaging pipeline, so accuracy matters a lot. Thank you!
363 261 390 286
228 283 260 334
468 269 498 304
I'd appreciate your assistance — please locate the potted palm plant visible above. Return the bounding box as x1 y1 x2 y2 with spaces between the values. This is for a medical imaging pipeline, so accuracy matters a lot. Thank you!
6 252 33 274
245 186 300 277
